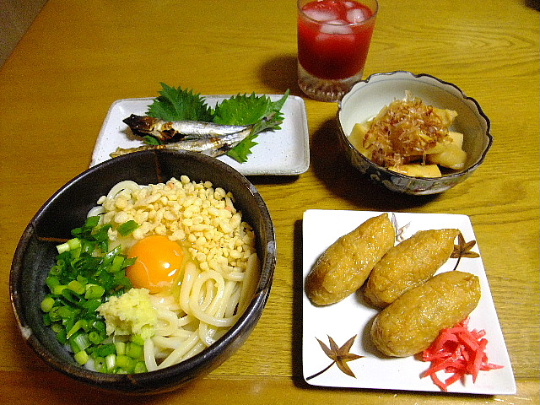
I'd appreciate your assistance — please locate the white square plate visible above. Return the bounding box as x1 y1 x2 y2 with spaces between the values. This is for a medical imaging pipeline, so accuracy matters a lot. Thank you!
90 95 310 176
302 209 516 394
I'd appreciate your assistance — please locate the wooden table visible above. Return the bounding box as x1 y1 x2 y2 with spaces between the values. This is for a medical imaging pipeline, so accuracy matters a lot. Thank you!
1 0 538 403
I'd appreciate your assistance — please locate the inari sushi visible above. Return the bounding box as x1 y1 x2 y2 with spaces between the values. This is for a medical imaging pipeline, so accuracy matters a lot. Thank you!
364 229 460 308
370 270 481 357
305 213 396 306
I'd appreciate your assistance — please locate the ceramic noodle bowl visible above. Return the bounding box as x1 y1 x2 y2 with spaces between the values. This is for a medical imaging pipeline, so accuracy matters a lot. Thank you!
10 150 276 394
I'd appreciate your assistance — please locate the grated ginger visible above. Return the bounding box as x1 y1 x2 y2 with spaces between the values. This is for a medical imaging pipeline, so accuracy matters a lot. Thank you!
98 288 157 340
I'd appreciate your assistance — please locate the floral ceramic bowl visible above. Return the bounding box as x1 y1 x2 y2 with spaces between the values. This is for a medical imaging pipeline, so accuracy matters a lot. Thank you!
337 71 493 195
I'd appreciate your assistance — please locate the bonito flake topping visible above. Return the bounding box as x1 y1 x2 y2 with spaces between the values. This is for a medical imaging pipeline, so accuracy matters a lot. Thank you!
362 94 457 167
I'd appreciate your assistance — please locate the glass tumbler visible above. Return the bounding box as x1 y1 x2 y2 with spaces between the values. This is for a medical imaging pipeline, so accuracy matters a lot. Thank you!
297 0 378 102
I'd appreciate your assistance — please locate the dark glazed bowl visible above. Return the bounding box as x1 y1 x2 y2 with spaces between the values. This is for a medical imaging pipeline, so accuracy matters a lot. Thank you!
338 71 493 195
10 150 276 394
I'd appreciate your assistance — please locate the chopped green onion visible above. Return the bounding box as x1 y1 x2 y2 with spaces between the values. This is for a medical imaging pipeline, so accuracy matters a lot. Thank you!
42 217 141 374
43 313 52 326
57 238 82 254
118 220 140 236
88 331 104 345
70 333 91 353
52 284 67 295
85 284 105 299
61 288 82 305
134 361 147 374
93 320 107 334
132 334 146 347
68 238 82 251
115 341 126 356
77 275 88 285
46 276 60 290
81 216 100 229
109 255 125 273
48 307 61 322
93 356 105 372
81 299 102 311
41 296 55 312
116 355 133 370
50 264 63 276
126 342 144 359
96 343 116 357
105 354 116 372
67 280 86 295
56 243 70 254
67 320 88 339
51 323 63 334
57 305 76 319
56 329 68 344
74 350 89 365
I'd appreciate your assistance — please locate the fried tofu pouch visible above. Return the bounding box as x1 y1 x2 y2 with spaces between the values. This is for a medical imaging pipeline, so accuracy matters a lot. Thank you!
370 271 481 357
305 213 396 306
364 229 460 308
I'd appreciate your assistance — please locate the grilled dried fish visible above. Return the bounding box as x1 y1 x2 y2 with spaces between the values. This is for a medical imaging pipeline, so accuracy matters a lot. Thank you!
110 128 252 158
123 114 254 142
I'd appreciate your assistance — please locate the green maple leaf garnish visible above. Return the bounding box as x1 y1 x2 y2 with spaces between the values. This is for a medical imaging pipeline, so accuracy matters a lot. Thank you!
306 335 364 380
451 232 480 271
214 90 289 162
147 83 213 122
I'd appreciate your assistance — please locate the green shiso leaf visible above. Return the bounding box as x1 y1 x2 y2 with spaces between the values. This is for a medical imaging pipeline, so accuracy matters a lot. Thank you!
147 83 213 122
214 90 290 162
226 134 259 163
213 93 272 126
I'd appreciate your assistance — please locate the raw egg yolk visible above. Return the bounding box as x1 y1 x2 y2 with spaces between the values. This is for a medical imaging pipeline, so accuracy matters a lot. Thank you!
127 235 185 294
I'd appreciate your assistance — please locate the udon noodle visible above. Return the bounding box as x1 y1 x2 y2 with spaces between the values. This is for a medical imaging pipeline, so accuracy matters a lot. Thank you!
90 176 259 371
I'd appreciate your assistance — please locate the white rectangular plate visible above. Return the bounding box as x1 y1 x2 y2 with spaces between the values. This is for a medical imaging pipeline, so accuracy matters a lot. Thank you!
302 209 516 395
91 95 310 176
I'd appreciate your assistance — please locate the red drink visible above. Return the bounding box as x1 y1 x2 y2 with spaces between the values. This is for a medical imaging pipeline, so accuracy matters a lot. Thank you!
297 0 378 101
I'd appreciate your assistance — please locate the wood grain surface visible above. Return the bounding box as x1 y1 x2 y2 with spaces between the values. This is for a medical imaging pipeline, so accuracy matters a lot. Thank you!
0 0 538 403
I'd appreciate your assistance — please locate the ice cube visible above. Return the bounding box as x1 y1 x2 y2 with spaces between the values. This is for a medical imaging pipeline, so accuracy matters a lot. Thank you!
343 1 359 9
316 29 356 46
303 8 339 22
319 20 354 35
346 8 368 23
